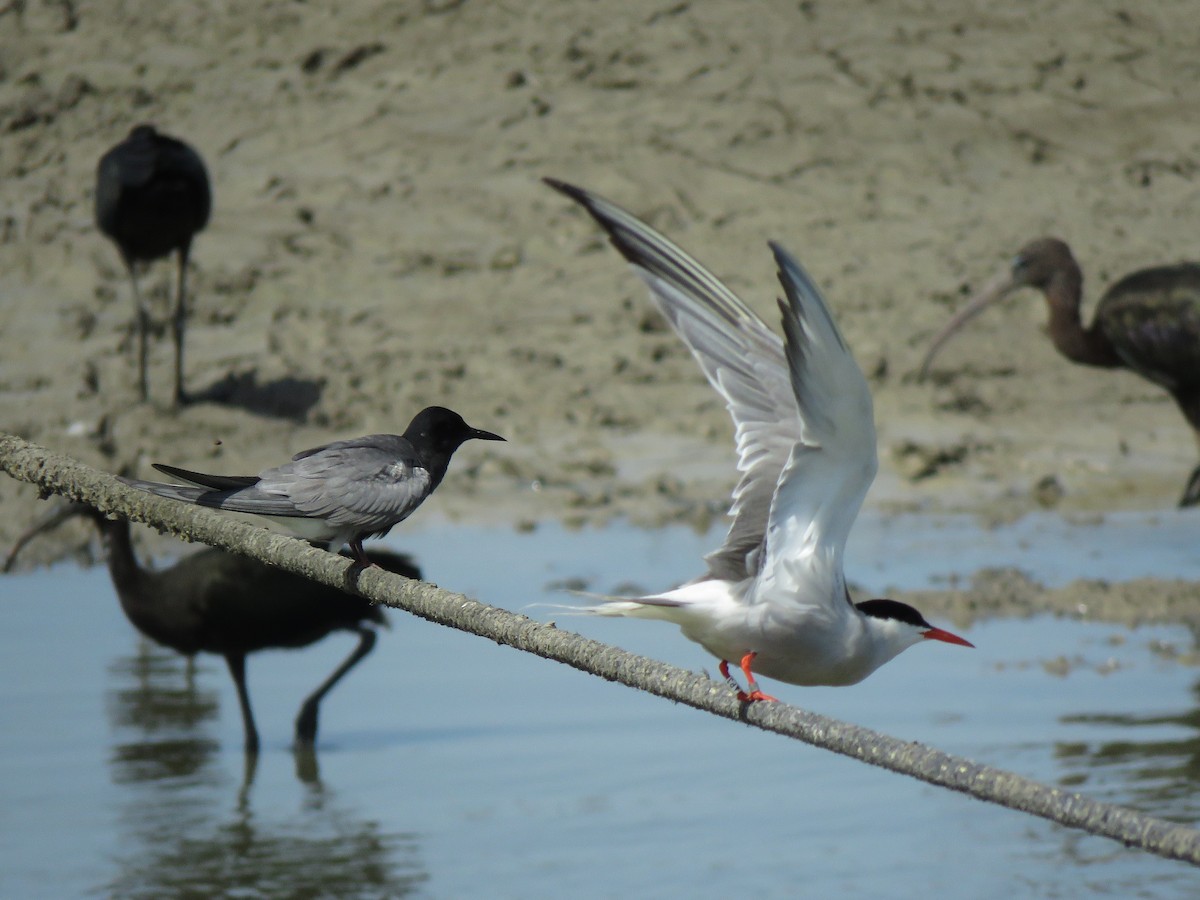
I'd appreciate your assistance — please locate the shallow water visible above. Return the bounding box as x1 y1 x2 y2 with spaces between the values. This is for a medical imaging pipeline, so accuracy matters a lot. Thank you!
2 511 1200 898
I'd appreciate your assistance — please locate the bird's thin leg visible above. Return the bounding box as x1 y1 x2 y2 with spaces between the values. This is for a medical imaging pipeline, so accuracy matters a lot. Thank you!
1180 461 1200 508
736 652 777 703
353 539 376 568
127 264 150 402
718 660 743 693
347 539 378 571
294 627 378 747
224 652 260 754
341 539 378 588
172 243 191 407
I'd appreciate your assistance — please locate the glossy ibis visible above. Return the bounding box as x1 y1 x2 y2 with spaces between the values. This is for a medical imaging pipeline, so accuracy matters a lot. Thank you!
120 406 505 569
6 503 421 753
95 124 211 406
920 238 1200 507
545 179 972 700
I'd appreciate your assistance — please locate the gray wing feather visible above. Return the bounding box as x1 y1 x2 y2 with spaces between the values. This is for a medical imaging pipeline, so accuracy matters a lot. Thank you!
124 432 431 535
119 477 307 516
558 185 803 582
257 437 432 531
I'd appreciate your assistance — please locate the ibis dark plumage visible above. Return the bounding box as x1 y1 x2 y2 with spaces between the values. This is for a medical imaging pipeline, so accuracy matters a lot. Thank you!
6 503 420 753
95 124 212 406
120 405 505 568
920 238 1200 507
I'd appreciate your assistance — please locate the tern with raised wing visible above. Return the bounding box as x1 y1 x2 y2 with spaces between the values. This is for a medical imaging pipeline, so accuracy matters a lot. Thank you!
121 406 504 568
546 179 972 701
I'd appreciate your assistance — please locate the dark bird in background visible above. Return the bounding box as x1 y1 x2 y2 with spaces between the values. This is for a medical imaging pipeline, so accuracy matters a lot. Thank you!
6 502 421 753
95 124 212 406
120 405 505 568
919 238 1200 507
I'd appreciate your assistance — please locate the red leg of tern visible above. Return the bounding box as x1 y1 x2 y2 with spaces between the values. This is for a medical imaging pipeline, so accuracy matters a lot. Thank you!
737 652 777 703
719 654 777 703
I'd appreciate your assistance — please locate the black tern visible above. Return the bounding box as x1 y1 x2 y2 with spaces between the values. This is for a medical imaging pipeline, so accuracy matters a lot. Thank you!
6 501 420 753
120 406 505 568
546 178 971 701
96 124 212 406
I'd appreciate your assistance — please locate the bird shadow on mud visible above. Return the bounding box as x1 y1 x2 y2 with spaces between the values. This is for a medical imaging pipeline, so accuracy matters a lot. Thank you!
188 369 325 422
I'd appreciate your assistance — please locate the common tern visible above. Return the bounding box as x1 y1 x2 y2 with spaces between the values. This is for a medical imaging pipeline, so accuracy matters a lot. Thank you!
546 178 973 701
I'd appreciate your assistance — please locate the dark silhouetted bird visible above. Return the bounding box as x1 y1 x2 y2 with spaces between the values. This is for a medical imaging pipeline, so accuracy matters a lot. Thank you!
120 405 505 568
95 124 211 406
6 502 420 753
919 238 1200 506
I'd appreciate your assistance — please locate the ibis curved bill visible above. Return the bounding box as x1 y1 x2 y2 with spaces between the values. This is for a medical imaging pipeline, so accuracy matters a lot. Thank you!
920 238 1200 506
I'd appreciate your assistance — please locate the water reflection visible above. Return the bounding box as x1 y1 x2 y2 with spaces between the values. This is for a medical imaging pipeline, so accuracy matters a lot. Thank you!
106 642 218 736
8 502 418 753
101 640 429 898
1058 678 1200 822
6 516 1200 895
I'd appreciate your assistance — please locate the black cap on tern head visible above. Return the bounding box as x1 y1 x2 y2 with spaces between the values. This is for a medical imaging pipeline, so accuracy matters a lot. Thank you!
856 598 974 647
403 406 505 453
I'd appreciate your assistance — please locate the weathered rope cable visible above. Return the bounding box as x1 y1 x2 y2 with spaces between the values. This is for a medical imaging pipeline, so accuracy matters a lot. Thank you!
2 431 1198 866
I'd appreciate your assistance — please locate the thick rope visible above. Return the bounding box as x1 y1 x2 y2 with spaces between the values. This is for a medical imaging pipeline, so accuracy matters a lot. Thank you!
2 431 1198 866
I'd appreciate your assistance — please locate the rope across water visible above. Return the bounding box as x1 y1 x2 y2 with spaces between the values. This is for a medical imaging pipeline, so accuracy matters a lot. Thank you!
3 432 1198 866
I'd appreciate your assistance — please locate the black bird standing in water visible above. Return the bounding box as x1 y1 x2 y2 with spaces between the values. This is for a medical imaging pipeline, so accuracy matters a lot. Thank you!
95 124 211 406
6 503 421 753
919 238 1200 507
121 405 505 569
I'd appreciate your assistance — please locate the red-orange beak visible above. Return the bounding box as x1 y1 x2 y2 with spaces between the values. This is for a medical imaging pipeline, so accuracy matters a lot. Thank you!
922 627 975 648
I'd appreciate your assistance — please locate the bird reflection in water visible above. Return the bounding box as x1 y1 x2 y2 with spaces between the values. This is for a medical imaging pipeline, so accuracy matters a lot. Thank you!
6 501 421 753
99 639 429 898
106 641 222 786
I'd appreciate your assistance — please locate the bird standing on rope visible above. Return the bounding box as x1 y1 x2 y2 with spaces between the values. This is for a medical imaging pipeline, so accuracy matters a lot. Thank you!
545 179 972 702
119 406 504 569
6 502 421 753
95 124 211 406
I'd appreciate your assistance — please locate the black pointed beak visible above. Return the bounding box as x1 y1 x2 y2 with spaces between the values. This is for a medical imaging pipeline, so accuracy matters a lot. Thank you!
469 428 506 443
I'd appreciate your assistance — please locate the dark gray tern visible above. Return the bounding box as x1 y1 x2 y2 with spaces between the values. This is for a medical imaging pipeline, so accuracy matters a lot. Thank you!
120 405 504 569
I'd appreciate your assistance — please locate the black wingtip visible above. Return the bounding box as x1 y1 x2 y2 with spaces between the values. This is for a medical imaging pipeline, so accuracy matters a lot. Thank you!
543 178 643 264
542 177 596 210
